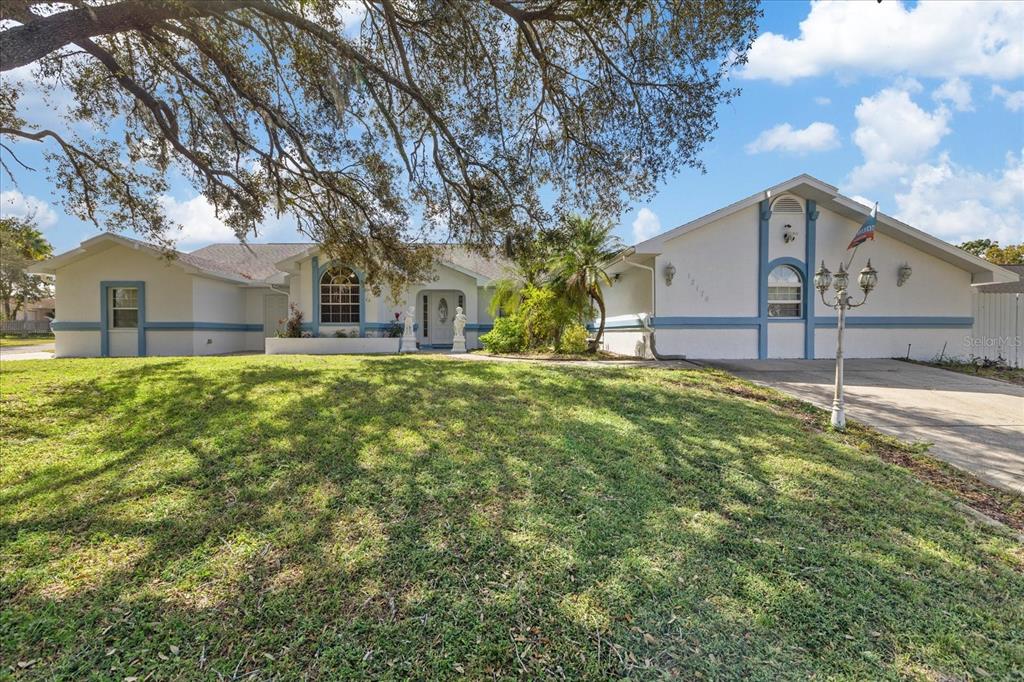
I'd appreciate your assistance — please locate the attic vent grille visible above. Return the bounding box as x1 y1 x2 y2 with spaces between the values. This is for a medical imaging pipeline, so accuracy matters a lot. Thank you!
772 196 803 213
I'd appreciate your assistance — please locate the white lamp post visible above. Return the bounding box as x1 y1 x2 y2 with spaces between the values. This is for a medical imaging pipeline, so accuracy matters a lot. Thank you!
814 258 878 429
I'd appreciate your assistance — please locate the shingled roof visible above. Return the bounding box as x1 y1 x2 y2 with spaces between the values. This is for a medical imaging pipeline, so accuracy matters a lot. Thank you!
188 243 312 281
190 242 514 284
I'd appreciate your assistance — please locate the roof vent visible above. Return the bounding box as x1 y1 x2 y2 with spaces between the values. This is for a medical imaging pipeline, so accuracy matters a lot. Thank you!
772 196 803 214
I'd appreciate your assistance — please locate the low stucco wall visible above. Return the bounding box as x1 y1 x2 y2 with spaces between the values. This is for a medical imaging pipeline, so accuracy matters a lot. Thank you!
54 331 100 358
265 337 400 355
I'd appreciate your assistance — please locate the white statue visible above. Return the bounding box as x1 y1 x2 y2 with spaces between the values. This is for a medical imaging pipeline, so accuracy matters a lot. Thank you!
400 305 418 352
451 305 467 353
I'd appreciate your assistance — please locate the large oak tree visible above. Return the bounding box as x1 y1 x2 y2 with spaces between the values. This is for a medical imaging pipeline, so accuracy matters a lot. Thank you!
1 0 759 290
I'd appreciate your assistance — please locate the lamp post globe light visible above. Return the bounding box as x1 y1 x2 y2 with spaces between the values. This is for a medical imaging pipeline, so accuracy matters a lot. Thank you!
815 258 879 430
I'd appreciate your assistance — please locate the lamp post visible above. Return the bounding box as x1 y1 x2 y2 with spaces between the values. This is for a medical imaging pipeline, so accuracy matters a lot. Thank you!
814 258 878 430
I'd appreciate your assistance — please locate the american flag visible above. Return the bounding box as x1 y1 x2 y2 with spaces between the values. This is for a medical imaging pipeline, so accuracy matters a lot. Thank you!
848 202 877 250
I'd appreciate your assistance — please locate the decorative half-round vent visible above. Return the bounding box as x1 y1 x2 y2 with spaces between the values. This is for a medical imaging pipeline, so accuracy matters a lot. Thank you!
772 196 803 213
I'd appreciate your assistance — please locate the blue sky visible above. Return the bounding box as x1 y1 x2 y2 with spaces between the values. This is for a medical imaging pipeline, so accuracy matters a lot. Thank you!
2 1 1022 254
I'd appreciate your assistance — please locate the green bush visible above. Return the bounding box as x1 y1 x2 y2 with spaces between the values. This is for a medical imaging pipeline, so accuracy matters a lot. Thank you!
480 315 526 353
518 285 577 349
557 323 589 354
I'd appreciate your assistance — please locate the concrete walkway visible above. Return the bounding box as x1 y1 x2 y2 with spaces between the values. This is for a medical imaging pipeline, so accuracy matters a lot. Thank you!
0 343 55 361
702 359 1024 494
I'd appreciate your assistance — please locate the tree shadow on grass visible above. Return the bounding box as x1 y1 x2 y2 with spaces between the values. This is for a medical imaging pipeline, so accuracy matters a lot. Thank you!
1 357 1021 679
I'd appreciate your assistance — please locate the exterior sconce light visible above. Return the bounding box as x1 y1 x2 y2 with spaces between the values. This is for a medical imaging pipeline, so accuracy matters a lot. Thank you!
663 262 676 286
897 263 912 287
783 224 797 243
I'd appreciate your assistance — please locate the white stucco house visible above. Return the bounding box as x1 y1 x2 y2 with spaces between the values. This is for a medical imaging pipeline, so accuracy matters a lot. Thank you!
600 174 1017 360
31 174 1016 360
30 235 510 357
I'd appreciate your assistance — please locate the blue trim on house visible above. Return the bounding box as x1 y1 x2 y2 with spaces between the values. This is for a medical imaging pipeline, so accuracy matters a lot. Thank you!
814 316 973 328
145 322 263 332
757 199 771 359
653 316 761 329
805 200 818 359
466 323 492 332
50 321 101 331
313 257 366 337
310 256 319 337
765 256 808 303
764 257 808 359
100 281 145 357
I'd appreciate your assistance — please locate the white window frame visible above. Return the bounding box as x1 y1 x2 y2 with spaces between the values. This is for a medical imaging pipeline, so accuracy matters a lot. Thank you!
319 267 360 324
767 265 802 319
109 287 139 329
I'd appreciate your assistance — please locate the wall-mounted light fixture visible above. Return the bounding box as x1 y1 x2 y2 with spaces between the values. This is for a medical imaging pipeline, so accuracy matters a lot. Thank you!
897 263 912 287
663 262 676 286
783 224 798 243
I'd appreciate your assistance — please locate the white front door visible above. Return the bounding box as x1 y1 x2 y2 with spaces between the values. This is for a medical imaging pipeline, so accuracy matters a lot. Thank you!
422 291 463 347
264 294 289 337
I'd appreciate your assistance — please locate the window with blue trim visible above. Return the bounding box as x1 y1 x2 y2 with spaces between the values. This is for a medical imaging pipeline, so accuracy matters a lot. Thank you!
767 265 802 318
320 267 360 323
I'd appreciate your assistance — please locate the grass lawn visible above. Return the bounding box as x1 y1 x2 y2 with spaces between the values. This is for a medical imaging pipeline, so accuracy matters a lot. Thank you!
0 336 54 348
1 356 1022 680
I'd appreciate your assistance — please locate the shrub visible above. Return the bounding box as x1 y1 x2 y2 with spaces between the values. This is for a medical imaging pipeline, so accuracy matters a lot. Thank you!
333 329 349 338
518 285 577 349
480 315 526 353
557 323 589 354
279 303 303 338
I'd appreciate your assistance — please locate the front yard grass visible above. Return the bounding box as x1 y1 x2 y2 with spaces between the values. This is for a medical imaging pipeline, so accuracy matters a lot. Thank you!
1 356 1022 679
0 335 54 348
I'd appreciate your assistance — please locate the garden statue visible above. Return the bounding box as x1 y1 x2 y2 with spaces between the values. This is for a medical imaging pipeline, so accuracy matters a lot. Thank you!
452 306 467 353
401 305 418 352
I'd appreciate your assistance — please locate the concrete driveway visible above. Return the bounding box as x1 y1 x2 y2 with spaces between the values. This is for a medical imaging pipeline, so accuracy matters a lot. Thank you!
0 342 55 361
703 358 1024 494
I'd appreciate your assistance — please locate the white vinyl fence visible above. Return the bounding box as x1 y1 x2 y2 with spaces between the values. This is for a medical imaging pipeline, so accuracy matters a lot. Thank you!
969 292 1022 368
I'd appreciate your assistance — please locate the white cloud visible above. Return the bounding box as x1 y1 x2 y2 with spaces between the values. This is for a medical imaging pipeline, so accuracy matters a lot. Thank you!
745 122 840 155
158 194 237 247
155 194 298 248
932 77 973 111
0 190 58 228
741 1 1024 84
631 207 661 243
892 150 1024 244
814 96 831 106
848 85 951 191
992 84 1024 112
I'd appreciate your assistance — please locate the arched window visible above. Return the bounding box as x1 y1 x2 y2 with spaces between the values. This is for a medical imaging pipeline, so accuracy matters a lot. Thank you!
320 266 360 323
767 265 802 318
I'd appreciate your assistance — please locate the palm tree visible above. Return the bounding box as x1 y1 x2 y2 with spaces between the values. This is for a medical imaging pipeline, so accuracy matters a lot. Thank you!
547 215 624 347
